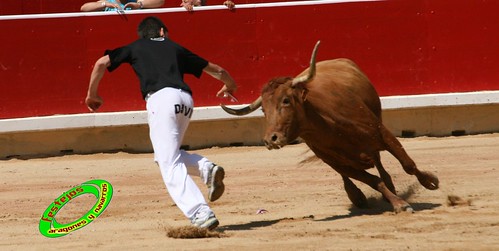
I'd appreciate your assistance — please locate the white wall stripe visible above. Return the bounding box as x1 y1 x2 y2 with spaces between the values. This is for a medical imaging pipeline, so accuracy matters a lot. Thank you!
1 91 498 134
381 91 499 110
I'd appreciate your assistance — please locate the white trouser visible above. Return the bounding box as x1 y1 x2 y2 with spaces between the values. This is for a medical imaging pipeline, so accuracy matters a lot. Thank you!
146 87 213 220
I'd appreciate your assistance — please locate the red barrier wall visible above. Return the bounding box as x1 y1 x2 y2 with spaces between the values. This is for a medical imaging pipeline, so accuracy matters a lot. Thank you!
1 0 499 119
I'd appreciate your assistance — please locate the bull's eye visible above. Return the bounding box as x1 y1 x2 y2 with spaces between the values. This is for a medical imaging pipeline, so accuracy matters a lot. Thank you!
282 97 291 106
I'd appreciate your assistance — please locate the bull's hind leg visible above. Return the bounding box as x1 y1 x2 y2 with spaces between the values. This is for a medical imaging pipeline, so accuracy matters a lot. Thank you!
341 175 368 208
379 125 439 190
340 166 412 213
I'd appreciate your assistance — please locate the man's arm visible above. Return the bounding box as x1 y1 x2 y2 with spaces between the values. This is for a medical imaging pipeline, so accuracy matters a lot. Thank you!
85 55 111 112
81 1 121 11
180 0 234 12
124 0 165 10
203 62 238 99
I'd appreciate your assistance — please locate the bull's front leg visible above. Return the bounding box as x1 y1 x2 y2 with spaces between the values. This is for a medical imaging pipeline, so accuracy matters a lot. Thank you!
379 125 439 190
338 166 413 213
311 146 410 212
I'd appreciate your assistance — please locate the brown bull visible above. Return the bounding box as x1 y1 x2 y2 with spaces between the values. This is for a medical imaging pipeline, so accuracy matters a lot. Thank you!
222 41 439 213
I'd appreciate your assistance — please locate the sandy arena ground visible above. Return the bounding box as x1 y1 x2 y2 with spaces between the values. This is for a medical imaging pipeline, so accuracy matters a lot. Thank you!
2 133 499 250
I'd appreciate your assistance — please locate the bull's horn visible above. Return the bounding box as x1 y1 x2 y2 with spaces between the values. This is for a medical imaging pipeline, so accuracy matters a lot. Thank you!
291 40 321 87
221 96 263 116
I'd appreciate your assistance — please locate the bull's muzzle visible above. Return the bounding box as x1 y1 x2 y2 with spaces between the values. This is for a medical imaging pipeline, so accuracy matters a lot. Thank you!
264 132 286 150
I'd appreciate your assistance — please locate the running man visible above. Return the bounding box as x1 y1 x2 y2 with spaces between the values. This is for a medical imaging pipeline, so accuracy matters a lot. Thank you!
84 16 237 230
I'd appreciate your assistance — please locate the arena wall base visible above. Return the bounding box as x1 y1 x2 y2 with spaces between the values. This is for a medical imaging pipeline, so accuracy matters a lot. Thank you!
0 117 267 159
383 103 499 138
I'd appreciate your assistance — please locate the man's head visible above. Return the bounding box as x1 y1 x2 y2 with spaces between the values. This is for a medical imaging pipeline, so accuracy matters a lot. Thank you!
137 16 169 39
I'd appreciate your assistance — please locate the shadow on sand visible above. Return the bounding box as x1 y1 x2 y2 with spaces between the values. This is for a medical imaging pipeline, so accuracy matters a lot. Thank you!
219 183 441 231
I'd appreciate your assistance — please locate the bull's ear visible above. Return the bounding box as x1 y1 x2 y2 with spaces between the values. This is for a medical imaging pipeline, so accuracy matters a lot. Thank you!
301 88 309 101
291 80 307 89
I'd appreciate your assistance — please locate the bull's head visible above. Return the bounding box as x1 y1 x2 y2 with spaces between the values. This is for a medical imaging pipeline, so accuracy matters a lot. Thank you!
221 41 320 149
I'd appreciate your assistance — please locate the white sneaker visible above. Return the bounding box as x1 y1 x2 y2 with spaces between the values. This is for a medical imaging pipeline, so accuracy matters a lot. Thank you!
207 164 225 202
191 211 219 230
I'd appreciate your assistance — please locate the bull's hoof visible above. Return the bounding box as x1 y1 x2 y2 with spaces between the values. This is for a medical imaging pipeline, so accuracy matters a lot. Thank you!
394 204 414 214
417 171 439 190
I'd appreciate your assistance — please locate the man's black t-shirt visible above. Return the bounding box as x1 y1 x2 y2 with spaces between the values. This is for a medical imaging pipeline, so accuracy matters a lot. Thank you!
105 38 209 99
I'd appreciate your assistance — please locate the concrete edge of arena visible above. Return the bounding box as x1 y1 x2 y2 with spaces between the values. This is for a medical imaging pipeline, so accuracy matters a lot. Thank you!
1 91 499 158
1 91 498 133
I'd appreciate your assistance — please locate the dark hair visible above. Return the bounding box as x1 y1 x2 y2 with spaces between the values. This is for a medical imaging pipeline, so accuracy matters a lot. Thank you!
137 16 168 39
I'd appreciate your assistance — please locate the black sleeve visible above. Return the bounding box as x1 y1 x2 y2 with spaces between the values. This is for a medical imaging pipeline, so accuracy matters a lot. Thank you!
105 46 133 72
179 47 209 78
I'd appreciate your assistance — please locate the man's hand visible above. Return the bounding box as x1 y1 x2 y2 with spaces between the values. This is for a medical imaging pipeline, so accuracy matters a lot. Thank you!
180 0 201 11
203 62 238 101
85 95 104 112
104 1 123 10
180 0 234 11
124 2 141 9
216 84 238 102
223 0 235 10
